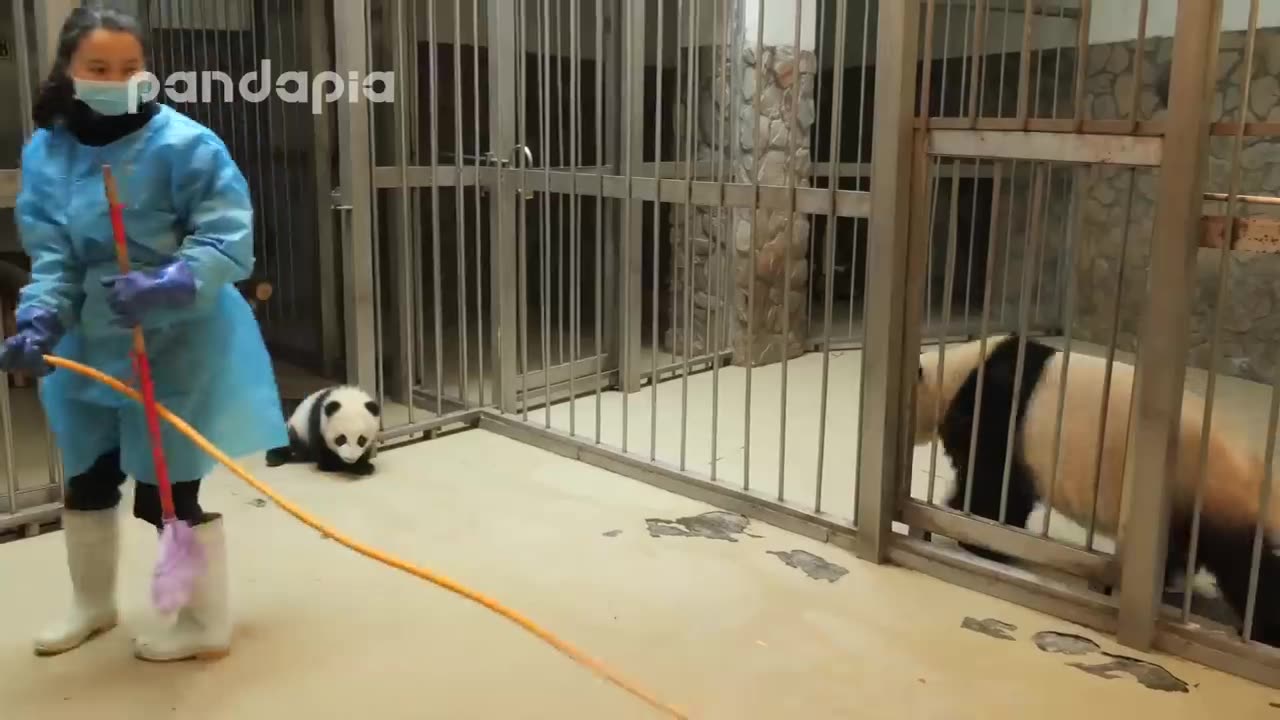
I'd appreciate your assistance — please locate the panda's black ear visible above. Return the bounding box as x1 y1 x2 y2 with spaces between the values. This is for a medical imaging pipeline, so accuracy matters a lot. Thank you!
323 400 342 418
365 401 380 417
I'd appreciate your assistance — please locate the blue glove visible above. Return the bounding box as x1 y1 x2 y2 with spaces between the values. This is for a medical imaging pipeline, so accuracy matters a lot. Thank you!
100 260 197 327
0 307 63 377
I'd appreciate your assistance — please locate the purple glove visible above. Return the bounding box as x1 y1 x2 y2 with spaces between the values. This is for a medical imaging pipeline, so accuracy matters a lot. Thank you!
0 306 63 377
100 260 197 328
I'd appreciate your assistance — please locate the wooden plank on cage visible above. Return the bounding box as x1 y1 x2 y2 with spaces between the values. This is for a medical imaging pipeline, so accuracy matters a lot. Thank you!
928 129 1162 166
1200 215 1280 254
1209 121 1280 138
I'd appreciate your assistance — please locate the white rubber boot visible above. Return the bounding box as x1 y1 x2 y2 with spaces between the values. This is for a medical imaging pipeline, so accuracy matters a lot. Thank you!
33 509 120 656
133 515 231 662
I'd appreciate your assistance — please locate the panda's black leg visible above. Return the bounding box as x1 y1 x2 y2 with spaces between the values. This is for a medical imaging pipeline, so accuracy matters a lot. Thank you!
348 459 375 477
265 446 294 467
944 471 1013 563
946 463 1037 566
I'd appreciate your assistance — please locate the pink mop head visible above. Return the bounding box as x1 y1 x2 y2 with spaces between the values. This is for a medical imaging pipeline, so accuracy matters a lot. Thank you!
104 165 205 613
153 520 205 612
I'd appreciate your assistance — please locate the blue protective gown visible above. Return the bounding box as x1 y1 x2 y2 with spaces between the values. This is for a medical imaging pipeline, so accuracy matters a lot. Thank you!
16 104 289 485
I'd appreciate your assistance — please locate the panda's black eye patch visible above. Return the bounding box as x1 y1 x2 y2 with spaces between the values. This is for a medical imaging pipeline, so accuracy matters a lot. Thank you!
335 434 348 447
357 436 367 448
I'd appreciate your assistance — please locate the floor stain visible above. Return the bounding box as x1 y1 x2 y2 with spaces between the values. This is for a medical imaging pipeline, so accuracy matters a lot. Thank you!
602 529 622 537
247 498 267 508
1066 655 1190 693
1032 631 1100 655
961 617 1018 640
767 550 849 582
1033 631 1189 693
644 511 761 542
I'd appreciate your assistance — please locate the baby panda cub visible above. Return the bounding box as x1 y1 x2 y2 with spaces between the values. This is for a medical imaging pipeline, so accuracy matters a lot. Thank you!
266 385 380 476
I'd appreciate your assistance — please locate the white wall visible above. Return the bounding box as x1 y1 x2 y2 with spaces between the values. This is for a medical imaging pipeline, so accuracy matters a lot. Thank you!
821 0 1280 69
404 0 658 63
742 0 819 50
1089 0 1280 44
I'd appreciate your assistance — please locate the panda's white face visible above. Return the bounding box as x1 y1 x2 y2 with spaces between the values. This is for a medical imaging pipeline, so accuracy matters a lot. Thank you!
321 395 381 464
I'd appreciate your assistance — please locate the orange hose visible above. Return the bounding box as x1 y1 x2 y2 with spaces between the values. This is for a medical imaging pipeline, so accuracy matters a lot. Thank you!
42 354 687 719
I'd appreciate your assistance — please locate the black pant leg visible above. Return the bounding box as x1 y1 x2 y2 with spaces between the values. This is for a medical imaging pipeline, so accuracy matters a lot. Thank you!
132 479 214 530
63 449 127 512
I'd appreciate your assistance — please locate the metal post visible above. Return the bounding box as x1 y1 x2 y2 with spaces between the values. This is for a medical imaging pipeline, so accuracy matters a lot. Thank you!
617 0 646 397
332 0 379 393
856 0 921 562
1116 0 1221 651
488 0 520 413
307 0 341 379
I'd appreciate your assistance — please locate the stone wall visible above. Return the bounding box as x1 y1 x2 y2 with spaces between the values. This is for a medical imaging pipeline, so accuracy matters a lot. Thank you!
666 48 735 358
667 42 817 367
1078 30 1280 382
729 44 817 366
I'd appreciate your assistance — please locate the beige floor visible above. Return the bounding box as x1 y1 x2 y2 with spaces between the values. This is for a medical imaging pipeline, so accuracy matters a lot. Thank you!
0 429 1274 719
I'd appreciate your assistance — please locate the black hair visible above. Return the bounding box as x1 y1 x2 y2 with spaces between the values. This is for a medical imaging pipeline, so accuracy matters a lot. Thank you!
32 6 149 129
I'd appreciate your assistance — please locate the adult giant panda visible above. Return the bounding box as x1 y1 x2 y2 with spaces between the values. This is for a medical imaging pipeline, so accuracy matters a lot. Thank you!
913 332 1280 647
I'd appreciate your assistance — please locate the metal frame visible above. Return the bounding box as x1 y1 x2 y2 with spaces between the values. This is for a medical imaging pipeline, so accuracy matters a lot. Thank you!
332 0 379 393
322 0 1280 691
1117 0 1223 652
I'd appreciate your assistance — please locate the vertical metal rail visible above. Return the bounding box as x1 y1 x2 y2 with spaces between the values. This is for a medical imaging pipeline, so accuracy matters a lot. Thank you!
774 0 803 502
649 0 666 460
334 0 379 393
452 0 471 409
568 0 581 435
471 0 487 407
3 0 33 514
408 0 429 413
555 0 568 378
709 0 732 482
619 0 646 448
678 0 696 470
845 0 874 517
997 166 1045 525
1085 169 1137 550
592 0 605 443
857 0 921 558
1182 0 1258 626
394 0 417 424
1118 0 1221 652
366 0 389 419
258 1 284 331
923 0 960 505
743 0 764 490
277 0 298 321
310 0 341 379
517 0 532 418
539 0 553 425
426 0 446 418
805 0 825 342
1040 164 1088 539
489 0 520 415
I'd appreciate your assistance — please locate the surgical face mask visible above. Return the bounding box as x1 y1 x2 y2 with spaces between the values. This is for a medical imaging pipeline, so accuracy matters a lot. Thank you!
73 76 153 116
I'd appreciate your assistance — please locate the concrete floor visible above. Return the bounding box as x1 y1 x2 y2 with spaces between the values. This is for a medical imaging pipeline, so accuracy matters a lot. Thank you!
0 429 1276 719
